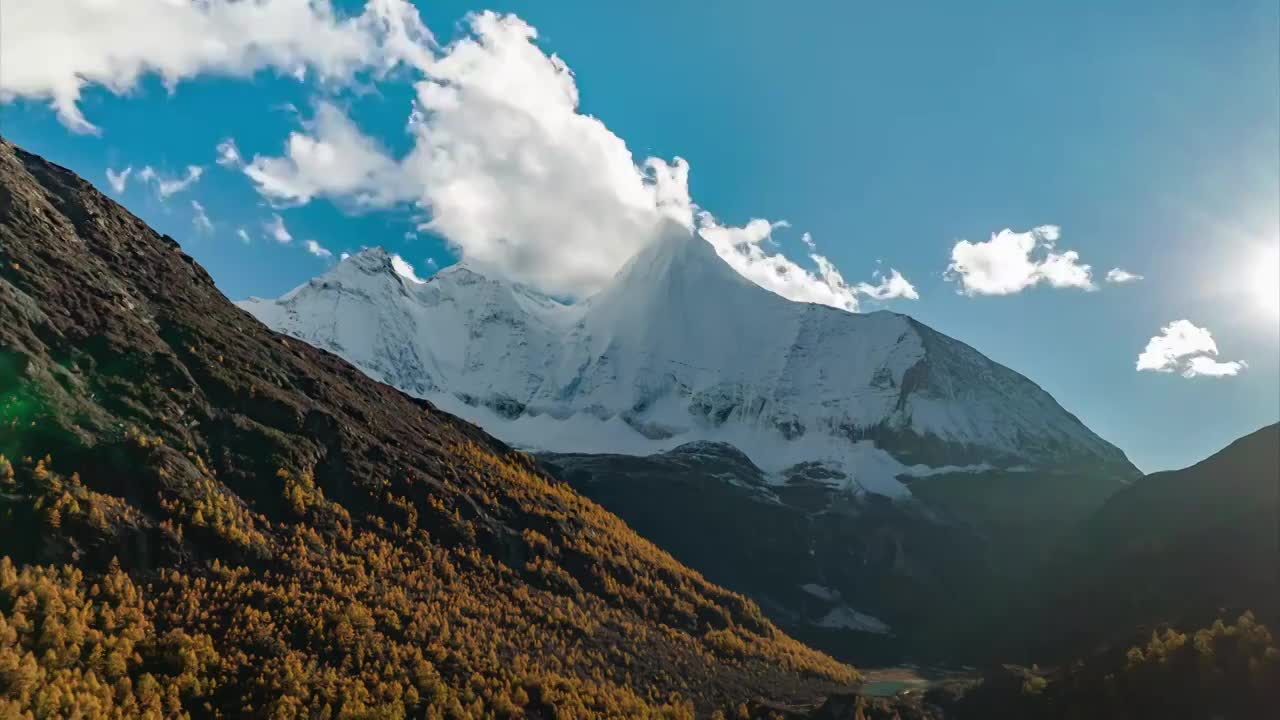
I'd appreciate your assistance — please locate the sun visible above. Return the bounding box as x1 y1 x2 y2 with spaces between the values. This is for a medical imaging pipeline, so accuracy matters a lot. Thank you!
1250 242 1280 319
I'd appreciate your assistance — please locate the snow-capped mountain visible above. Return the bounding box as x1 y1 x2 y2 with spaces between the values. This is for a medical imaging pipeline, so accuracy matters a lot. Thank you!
238 232 1136 497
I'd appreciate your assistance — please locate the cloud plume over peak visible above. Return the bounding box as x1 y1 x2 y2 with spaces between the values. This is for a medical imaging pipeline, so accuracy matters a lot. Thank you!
26 4 914 311
237 10 913 310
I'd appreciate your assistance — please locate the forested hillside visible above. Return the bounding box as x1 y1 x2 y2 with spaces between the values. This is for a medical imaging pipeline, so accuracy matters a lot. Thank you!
0 138 856 718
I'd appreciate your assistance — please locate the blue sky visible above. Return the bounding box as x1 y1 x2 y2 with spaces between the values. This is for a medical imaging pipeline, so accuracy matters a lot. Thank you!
2 0 1277 471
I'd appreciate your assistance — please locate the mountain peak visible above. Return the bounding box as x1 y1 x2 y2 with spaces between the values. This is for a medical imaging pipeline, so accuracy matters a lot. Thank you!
345 245 394 268
433 257 501 286
242 215 1136 487
607 226 750 294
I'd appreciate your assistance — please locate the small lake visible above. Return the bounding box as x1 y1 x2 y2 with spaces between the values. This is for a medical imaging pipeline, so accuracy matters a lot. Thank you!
860 679 919 697
859 664 973 697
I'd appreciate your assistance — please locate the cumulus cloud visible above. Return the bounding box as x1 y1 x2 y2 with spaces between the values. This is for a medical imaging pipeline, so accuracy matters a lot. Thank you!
0 0 434 133
11 4 914 312
190 200 213 233
265 214 293 243
1136 320 1246 378
392 11 700 297
239 11 901 309
304 239 333 258
946 225 1096 295
245 101 414 207
105 166 131 193
1105 267 1144 284
216 138 242 167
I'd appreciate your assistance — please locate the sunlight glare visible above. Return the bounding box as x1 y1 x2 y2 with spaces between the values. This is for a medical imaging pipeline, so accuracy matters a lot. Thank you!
1252 242 1280 319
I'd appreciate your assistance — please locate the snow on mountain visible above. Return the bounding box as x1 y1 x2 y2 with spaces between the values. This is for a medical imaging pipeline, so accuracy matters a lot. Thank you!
238 233 1135 497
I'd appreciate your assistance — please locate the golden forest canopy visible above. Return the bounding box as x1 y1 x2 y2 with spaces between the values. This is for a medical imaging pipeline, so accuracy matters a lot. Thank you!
0 137 856 718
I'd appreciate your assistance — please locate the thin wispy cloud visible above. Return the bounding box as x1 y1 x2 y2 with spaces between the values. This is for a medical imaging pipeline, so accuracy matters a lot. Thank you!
105 166 131 193
191 200 213 233
135 165 203 199
216 138 242 167
1105 268 1144 284
304 239 333 258
265 214 293 244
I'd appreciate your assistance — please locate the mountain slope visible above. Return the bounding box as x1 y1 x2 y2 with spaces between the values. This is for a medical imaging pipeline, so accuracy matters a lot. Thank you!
239 234 1137 499
238 189 1142 666
544 442 994 665
1025 423 1280 659
0 139 858 717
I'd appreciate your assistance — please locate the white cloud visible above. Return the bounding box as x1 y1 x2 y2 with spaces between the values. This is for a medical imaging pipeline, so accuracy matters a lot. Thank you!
1038 249 1094 289
698 216 865 311
265 214 293 244
340 251 352 261
105 166 131 193
855 269 920 301
1105 267 1144 284
238 11 691 297
946 225 1096 295
240 11 900 310
1136 320 1246 378
236 227 251 244
136 164 203 198
12 4 911 313
395 11 699 297
391 254 425 283
304 239 332 258
190 200 213 233
0 0 434 133
245 101 414 207
1183 355 1247 378
216 138 242 167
